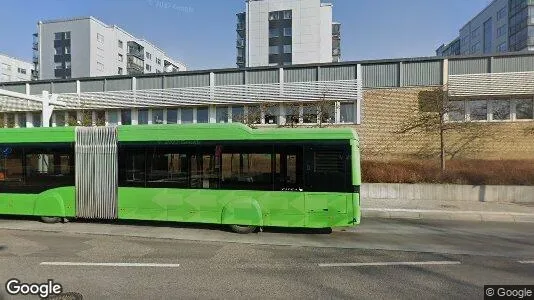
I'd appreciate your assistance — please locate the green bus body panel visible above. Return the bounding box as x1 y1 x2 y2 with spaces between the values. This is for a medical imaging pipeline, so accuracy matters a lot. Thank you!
0 127 75 143
117 123 359 144
118 188 356 228
0 187 75 217
0 124 361 229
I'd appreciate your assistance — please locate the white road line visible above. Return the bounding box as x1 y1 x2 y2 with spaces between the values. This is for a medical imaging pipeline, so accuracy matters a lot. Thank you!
518 261 534 264
40 262 180 268
318 261 461 267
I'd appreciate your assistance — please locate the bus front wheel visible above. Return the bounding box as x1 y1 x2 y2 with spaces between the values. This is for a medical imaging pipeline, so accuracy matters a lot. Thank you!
229 225 257 234
41 216 61 224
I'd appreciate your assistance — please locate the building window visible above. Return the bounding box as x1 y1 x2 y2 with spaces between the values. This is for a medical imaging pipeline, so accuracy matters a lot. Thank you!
152 109 164 124
65 32 71 39
181 108 194 123
118 40 123 48
471 42 481 53
55 46 62 55
146 52 152 60
497 25 506 37
231 106 244 123
118 54 123 62
469 100 487 121
283 10 292 19
471 27 479 39
515 99 533 120
283 27 292 37
448 101 465 121
497 7 506 21
118 67 123 75
121 110 132 125
17 68 26 74
138 109 149 125
303 104 317 123
483 18 492 54
32 112 41 127
340 102 355 123
55 112 65 127
108 111 118 125
97 33 104 43
264 105 278 124
197 107 209 123
54 62 63 69
216 106 228 123
65 46 71 54
145 64 151 71
96 62 104 71
65 61 71 69
167 109 178 124
283 45 292 54
491 100 510 121
269 46 279 54
497 42 507 52
269 28 279 38
54 32 63 40
269 11 280 20
156 58 161 65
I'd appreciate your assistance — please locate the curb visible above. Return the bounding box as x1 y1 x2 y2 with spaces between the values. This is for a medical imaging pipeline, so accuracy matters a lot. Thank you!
362 208 534 223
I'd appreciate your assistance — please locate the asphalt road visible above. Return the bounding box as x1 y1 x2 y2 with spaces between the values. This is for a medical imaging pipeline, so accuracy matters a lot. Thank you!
0 218 533 299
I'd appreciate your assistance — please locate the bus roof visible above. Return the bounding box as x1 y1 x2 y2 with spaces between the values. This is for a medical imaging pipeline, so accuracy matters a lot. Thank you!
0 123 359 144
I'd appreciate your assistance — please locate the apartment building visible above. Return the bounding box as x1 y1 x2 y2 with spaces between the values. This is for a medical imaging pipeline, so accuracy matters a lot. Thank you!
0 53 34 83
33 16 186 80
437 0 534 56
236 0 341 68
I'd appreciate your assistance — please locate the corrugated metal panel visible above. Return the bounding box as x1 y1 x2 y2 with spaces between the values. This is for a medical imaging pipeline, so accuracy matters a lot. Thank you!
402 61 442 86
136 77 163 90
449 72 534 97
215 71 244 86
319 65 356 81
492 56 534 73
53 81 77 94
106 78 132 91
30 82 52 95
449 58 489 75
165 73 210 88
75 126 118 220
362 63 398 88
284 67 317 83
80 80 105 93
247 69 279 84
1 84 26 94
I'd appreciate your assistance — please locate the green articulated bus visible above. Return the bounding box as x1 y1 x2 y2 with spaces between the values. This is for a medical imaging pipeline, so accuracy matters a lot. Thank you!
0 123 361 233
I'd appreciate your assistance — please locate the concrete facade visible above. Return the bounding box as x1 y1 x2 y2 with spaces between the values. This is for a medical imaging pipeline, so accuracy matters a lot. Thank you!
35 17 186 80
237 0 339 67
0 54 34 83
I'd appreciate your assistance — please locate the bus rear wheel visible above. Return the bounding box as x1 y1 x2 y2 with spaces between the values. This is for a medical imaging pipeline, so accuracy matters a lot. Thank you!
41 216 62 224
229 225 257 234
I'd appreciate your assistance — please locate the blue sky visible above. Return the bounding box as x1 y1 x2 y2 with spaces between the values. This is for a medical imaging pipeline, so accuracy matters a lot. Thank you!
0 0 492 70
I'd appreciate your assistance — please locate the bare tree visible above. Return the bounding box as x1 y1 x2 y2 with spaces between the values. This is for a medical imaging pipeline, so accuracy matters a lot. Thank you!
395 85 485 172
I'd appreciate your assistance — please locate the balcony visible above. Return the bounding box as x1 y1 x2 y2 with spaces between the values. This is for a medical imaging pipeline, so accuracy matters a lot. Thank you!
236 23 245 31
236 39 245 47
127 41 145 60
236 56 244 64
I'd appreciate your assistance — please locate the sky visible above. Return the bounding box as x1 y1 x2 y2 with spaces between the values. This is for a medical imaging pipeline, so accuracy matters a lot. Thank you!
0 0 493 70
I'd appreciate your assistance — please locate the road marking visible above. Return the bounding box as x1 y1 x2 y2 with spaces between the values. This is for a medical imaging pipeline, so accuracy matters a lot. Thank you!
518 261 534 264
318 261 461 267
40 262 180 268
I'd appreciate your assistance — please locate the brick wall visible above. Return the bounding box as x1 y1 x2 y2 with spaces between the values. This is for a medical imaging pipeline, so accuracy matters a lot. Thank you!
352 87 534 160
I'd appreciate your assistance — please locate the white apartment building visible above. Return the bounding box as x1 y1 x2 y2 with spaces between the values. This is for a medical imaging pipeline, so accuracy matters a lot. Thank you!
34 16 186 80
236 0 341 68
0 53 34 83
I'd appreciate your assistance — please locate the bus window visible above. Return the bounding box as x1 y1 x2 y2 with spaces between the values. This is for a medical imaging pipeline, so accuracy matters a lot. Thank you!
190 151 220 189
0 147 24 187
147 150 189 188
304 146 351 193
119 149 146 186
221 146 274 190
274 145 303 191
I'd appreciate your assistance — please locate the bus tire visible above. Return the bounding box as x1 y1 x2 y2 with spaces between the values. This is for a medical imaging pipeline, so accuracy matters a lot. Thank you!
41 216 62 224
229 225 257 234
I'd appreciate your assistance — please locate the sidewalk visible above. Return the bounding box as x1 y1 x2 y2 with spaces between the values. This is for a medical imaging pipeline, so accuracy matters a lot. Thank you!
361 198 534 223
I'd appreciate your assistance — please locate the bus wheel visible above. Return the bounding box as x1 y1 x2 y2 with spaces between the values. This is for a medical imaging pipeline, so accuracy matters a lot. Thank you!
229 225 257 234
41 216 62 224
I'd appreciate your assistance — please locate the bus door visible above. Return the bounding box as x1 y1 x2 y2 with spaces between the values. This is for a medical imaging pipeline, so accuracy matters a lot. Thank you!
303 144 351 227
